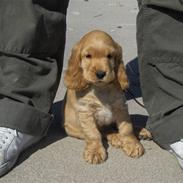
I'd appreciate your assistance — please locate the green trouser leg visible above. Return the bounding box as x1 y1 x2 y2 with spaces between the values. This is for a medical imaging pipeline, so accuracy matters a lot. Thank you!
0 0 69 136
137 0 183 148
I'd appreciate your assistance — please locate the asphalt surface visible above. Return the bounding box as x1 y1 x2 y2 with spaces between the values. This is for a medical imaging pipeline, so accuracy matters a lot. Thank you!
1 0 183 182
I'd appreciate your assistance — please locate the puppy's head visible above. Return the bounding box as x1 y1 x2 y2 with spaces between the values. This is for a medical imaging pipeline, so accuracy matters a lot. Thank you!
64 30 129 91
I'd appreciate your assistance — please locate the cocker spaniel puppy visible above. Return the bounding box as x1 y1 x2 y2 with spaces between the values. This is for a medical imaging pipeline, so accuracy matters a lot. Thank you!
64 30 151 164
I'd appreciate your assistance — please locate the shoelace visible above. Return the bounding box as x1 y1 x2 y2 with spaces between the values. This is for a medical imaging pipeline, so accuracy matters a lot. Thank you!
0 128 16 150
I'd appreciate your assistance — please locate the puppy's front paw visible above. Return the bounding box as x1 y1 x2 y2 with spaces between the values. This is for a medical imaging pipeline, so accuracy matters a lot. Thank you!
107 133 122 148
83 142 107 164
121 136 144 158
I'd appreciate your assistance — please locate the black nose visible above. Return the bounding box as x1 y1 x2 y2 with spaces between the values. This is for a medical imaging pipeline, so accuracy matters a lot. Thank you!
96 71 106 79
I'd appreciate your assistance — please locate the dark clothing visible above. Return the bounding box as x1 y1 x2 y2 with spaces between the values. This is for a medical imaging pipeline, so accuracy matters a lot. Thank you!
0 0 69 136
137 0 183 148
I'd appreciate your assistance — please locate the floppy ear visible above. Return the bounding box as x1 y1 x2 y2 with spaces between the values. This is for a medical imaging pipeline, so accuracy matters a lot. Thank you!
64 42 88 91
114 43 129 91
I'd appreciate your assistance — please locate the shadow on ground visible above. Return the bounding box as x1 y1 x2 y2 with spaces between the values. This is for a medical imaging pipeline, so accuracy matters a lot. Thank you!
125 57 148 127
125 57 142 100
17 57 148 165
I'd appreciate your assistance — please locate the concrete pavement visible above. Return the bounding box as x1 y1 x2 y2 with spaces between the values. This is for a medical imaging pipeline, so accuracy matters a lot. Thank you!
1 0 183 182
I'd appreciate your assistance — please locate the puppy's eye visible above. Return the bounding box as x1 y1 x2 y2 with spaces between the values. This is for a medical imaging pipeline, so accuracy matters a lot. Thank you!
85 54 92 59
107 54 113 59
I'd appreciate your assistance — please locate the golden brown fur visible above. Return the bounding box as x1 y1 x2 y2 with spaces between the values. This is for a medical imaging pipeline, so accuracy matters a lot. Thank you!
64 30 151 164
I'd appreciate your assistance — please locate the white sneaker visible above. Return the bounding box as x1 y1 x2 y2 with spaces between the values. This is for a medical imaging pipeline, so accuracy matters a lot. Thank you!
169 139 183 169
0 127 41 177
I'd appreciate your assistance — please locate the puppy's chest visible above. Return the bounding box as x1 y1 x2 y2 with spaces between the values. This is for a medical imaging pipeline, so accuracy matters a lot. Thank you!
77 88 125 126
94 103 114 126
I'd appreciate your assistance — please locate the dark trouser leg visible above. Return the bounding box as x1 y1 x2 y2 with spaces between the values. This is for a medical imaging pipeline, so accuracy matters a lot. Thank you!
137 0 183 148
0 0 69 136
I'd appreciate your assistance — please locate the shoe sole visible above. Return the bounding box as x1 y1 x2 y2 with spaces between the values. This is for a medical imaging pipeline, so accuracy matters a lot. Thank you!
0 155 19 177
169 150 183 169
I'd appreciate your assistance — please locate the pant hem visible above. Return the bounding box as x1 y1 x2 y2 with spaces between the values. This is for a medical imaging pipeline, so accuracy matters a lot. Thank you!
0 98 52 136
